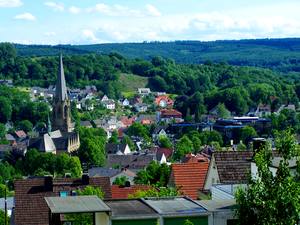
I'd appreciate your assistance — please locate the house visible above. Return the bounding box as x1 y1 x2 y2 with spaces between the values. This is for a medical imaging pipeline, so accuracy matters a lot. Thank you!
84 85 97 95
106 154 155 169
246 105 271 117
168 162 210 200
137 88 151 96
102 118 117 129
13 130 27 140
136 114 156 123
156 152 167 164
135 103 148 112
105 143 131 155
0 197 14 216
0 79 13 87
88 167 140 185
81 99 94 110
67 88 81 96
120 116 136 128
100 94 109 102
151 92 166 99
103 99 115 109
13 175 112 225
30 86 40 94
203 150 253 199
209 105 231 117
5 121 13 132
152 125 173 141
93 119 102 128
156 109 183 123
80 120 93 128
118 97 129 106
110 170 137 185
130 97 142 105
154 96 174 108
157 148 174 160
0 145 26 160
4 134 16 145
140 119 153 124
274 104 296 116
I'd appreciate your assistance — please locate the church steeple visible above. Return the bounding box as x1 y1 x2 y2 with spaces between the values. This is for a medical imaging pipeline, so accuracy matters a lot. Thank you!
47 113 51 137
51 52 72 132
55 52 68 101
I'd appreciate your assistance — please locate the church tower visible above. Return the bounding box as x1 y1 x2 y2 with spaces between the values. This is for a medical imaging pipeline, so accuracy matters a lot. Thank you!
51 52 72 132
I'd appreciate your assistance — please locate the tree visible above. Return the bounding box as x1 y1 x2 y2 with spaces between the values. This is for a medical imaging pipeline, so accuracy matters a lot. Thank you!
191 136 201 154
128 183 184 198
0 138 9 145
174 135 193 161
112 176 129 185
241 127 258 143
158 135 173 148
0 97 12 123
19 120 33 133
0 123 6 137
121 136 136 151
0 209 11 225
234 129 300 224
134 161 170 187
126 122 149 137
217 102 229 118
24 148 39 175
108 136 119 144
236 142 247 150
66 186 105 225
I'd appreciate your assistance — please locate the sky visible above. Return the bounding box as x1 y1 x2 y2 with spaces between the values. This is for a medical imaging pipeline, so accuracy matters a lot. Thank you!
1 0 300 45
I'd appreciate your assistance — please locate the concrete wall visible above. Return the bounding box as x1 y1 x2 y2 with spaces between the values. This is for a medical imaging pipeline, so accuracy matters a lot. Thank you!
96 212 109 225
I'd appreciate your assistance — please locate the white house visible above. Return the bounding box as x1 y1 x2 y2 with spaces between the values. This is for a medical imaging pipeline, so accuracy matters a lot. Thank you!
137 88 151 96
81 99 94 111
135 103 148 112
102 100 115 109
118 98 129 106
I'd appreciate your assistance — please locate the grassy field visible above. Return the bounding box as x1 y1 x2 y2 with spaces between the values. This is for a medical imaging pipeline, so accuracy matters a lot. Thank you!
119 73 150 92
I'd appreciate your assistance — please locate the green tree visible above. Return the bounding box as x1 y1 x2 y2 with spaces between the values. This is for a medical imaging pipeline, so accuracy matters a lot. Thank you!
191 136 201 154
241 127 258 143
121 136 136 152
108 136 119 144
0 97 12 123
0 123 6 137
234 129 300 224
217 102 229 118
24 148 39 175
126 122 149 137
112 176 129 185
174 135 193 161
19 120 33 133
134 161 170 187
0 209 11 225
0 138 9 145
236 142 247 150
158 135 173 148
128 183 184 198
66 186 105 225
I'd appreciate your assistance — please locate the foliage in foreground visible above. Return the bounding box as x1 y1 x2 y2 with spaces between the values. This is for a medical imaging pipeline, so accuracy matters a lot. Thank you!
234 128 300 224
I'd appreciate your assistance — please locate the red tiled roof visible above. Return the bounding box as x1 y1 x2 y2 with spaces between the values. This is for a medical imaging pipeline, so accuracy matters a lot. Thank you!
157 148 174 158
154 96 173 107
140 120 153 124
170 162 209 200
15 130 26 138
14 177 112 225
111 184 151 199
121 117 135 126
157 109 182 117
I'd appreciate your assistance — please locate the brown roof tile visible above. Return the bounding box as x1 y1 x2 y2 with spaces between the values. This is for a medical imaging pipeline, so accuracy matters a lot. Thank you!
157 148 174 158
14 176 112 225
213 150 253 183
111 184 151 199
170 162 209 200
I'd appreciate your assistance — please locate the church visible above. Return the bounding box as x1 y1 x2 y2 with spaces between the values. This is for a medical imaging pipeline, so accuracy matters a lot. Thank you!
28 52 80 156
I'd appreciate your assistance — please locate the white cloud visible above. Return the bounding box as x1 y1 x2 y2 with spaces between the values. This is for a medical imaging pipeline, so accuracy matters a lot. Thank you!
86 3 111 13
0 0 23 8
145 5 161 17
44 2 64 12
13 13 36 21
69 6 81 14
44 31 57 36
11 39 30 44
81 29 100 42
112 4 142 17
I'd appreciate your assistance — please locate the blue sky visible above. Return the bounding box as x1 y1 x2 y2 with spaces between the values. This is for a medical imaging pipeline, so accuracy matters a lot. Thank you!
1 0 300 45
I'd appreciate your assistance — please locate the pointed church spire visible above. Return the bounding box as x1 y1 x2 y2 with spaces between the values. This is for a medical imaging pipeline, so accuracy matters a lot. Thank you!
55 51 68 101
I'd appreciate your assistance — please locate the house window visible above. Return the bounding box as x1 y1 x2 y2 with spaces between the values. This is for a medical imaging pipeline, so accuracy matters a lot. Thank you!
60 191 68 197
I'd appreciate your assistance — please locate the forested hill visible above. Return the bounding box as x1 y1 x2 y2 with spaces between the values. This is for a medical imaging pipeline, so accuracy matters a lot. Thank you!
1 42 300 117
14 38 300 75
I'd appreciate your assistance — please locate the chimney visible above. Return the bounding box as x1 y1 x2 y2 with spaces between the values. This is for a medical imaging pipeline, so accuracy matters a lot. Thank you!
125 181 131 188
252 138 266 157
44 175 53 192
82 173 89 185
